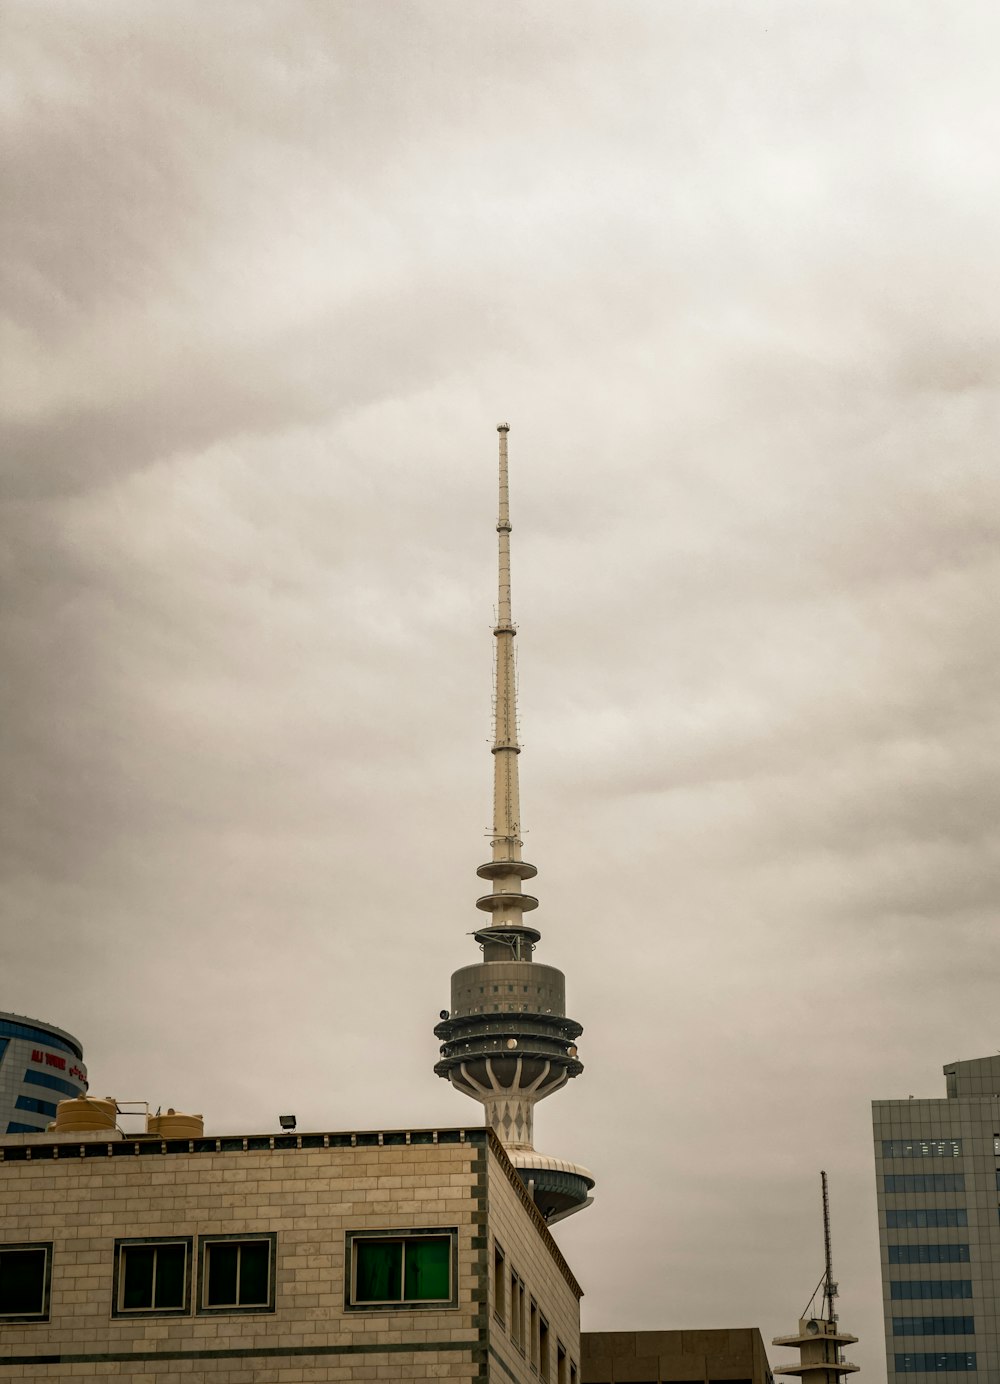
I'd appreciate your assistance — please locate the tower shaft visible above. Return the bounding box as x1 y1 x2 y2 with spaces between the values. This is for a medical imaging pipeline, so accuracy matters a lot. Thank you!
434 425 593 1222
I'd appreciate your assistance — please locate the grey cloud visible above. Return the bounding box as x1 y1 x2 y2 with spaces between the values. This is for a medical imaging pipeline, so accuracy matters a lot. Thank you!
5 4 1000 1378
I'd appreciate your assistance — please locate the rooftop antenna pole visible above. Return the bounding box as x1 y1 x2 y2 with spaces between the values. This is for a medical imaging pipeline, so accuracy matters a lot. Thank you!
772 1171 858 1381
821 1170 836 1323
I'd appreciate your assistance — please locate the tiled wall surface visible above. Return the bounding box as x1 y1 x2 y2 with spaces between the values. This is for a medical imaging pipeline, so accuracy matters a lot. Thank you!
0 1127 578 1382
486 1144 582 1383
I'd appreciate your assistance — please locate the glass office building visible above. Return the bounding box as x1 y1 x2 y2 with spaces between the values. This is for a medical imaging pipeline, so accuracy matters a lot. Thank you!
873 1055 1000 1381
0 1012 87 1134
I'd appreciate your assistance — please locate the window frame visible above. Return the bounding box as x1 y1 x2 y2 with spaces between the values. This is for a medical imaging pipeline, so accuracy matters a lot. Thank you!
539 1312 551 1381
112 1236 193 1317
510 1267 525 1351
493 1238 506 1326
344 1227 458 1312
0 1242 52 1323
196 1233 276 1315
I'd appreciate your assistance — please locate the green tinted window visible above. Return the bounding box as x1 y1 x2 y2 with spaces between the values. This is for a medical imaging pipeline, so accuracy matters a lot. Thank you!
404 1238 450 1300
355 1240 402 1302
353 1235 452 1304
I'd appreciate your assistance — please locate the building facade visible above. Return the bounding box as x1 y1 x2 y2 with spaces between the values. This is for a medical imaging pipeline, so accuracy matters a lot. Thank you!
0 1013 87 1135
0 1122 581 1383
581 1328 773 1383
872 1053 1000 1381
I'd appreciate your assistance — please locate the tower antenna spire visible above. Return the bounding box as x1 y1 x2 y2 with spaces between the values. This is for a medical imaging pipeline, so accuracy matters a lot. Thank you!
482 422 534 931
434 424 594 1223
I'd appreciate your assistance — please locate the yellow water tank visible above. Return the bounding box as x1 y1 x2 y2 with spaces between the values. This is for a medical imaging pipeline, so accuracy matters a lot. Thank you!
146 1108 204 1138
53 1096 118 1133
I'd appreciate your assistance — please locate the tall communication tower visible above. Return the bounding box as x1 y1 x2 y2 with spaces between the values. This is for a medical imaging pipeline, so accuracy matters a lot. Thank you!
772 1172 859 1382
434 425 594 1223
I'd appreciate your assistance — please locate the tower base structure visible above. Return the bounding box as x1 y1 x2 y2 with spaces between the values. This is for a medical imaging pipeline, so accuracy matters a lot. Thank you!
772 1318 859 1382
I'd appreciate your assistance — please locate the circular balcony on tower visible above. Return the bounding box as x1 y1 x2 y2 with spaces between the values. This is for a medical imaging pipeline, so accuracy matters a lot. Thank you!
476 859 538 882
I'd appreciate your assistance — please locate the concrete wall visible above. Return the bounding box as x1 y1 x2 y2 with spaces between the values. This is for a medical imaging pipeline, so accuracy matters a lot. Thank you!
0 1128 490 1382
0 1126 582 1384
486 1139 582 1383
581 1328 773 1384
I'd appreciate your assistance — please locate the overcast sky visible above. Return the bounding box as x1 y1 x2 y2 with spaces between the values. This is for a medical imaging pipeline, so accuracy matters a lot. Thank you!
3 2 999 1377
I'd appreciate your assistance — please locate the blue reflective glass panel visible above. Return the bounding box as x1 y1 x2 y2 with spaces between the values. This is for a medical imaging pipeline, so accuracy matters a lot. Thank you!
891 1281 973 1300
14 1096 58 1118
5 1121 46 1134
889 1245 970 1264
886 1209 967 1229
0 1020 80 1058
895 1354 976 1372
893 1317 974 1336
885 1174 965 1193
21 1069 84 1098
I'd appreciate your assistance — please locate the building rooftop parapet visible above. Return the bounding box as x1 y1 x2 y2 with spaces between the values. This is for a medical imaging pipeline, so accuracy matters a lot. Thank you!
0 1124 489 1159
0 1121 583 1300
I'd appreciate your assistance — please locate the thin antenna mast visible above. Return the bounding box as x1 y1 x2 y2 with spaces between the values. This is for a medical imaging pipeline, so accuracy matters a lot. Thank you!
773 1171 858 1381
821 1170 836 1322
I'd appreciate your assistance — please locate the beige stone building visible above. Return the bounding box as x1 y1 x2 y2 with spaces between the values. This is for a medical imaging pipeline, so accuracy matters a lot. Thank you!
0 1123 582 1383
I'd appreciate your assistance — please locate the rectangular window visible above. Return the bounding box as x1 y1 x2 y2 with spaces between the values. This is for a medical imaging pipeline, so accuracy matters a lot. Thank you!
882 1138 962 1159
889 1244 970 1264
114 1238 191 1315
893 1316 974 1336
557 1341 568 1384
891 1280 973 1299
570 1365 578 1384
14 1095 58 1119
895 1353 976 1372
493 1241 505 1326
198 1234 275 1313
886 1208 968 1229
530 1297 539 1371
346 1229 456 1309
510 1268 522 1348
540 1315 550 1381
0 1243 51 1321
517 1276 526 1352
885 1173 966 1193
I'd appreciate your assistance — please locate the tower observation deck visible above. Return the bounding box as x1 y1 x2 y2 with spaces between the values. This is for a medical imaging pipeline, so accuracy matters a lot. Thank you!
434 425 594 1223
